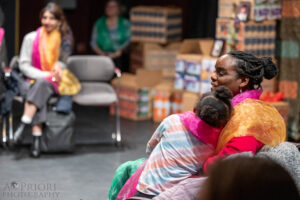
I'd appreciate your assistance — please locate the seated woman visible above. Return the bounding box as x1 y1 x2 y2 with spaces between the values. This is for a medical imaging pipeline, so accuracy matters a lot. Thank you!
13 2 73 158
152 51 287 200
90 0 130 72
202 51 286 173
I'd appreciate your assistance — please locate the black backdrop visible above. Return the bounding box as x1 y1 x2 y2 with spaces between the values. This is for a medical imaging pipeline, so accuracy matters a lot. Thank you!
1 0 218 60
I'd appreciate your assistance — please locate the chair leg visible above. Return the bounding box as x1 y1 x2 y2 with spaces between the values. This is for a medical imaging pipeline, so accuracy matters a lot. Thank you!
8 112 13 142
114 101 121 146
1 115 8 149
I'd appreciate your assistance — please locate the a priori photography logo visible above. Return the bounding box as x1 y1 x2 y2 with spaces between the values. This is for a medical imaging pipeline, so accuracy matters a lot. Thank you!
2 181 61 200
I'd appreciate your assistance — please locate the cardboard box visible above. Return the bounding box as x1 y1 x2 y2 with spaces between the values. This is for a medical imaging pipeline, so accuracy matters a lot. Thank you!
218 0 281 21
176 39 217 94
182 91 200 112
130 42 181 81
152 87 200 122
282 0 300 18
216 18 276 57
130 6 182 44
152 81 174 122
110 69 162 120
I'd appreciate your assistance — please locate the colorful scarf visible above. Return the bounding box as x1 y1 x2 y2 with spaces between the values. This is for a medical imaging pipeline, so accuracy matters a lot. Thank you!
180 89 286 152
32 27 61 91
216 89 286 152
0 28 4 49
96 16 128 52
179 111 223 148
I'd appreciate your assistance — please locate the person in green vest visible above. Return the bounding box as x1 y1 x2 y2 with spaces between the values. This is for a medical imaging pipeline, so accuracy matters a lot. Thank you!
90 0 131 72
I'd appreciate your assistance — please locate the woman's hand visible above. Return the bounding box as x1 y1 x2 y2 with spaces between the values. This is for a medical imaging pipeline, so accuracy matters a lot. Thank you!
51 64 62 82
108 50 122 59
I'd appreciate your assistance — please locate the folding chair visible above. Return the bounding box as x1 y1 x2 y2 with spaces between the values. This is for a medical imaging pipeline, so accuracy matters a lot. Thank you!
68 55 121 146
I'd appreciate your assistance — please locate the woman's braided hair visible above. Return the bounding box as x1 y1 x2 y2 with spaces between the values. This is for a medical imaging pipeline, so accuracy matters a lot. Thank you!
228 51 278 89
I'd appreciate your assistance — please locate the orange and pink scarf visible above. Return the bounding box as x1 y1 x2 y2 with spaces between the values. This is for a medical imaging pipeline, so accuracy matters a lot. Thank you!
32 27 61 92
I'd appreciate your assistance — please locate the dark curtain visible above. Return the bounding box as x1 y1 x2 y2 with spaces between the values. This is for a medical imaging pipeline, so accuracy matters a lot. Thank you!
0 0 15 62
187 0 218 38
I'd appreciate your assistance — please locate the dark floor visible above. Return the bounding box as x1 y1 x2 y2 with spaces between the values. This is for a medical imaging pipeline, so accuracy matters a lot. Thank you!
0 102 158 200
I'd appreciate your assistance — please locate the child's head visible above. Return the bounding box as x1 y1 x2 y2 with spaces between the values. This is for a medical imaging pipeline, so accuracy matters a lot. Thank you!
195 86 233 128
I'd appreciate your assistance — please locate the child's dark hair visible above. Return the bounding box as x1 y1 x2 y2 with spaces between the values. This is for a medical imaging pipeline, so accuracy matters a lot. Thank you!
228 51 278 90
195 86 233 128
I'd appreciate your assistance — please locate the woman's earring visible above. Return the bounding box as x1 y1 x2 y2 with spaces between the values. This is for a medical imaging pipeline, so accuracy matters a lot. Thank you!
240 88 243 93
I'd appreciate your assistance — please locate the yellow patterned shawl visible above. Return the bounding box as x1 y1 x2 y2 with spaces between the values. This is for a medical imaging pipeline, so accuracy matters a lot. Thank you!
216 99 286 153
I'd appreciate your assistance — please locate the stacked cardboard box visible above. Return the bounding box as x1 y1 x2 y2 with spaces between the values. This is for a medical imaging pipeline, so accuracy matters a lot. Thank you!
152 82 174 122
276 8 300 139
110 69 162 120
174 39 217 94
216 18 276 57
130 42 181 80
130 6 182 44
152 81 200 122
282 0 300 18
218 0 281 21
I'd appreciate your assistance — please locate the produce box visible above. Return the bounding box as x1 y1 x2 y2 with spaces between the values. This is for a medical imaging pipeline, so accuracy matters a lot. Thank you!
218 0 281 21
130 6 182 44
216 18 276 57
130 42 181 80
175 39 217 94
282 0 300 18
110 69 162 120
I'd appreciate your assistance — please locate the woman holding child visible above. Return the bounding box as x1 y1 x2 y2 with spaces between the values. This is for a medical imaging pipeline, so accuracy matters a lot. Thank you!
111 51 286 199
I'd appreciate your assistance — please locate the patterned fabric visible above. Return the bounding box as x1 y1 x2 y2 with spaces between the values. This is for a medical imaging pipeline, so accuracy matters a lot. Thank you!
216 89 286 152
216 99 286 152
137 114 216 195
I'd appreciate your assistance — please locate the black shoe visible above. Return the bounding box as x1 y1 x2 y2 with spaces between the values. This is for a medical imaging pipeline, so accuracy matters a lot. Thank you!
13 123 27 144
30 136 41 158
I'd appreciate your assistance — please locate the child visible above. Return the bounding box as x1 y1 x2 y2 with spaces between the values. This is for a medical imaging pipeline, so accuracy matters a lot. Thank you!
135 86 233 198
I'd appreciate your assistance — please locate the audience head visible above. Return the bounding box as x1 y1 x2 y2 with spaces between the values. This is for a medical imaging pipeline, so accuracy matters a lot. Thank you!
105 0 121 17
197 157 300 200
211 51 278 96
40 2 71 39
195 86 233 128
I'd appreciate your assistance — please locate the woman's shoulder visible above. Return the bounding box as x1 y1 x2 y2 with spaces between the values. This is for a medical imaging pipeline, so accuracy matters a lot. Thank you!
23 31 37 41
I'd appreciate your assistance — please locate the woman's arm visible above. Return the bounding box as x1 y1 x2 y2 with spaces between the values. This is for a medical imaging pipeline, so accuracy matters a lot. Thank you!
19 32 50 79
90 23 106 56
203 136 264 174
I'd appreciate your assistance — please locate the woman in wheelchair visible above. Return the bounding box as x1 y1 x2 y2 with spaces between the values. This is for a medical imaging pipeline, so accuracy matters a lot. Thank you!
13 2 73 158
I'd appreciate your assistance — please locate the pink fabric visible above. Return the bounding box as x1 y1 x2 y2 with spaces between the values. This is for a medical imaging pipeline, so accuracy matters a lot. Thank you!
0 28 4 49
203 136 264 173
31 27 58 92
116 159 148 200
179 111 222 148
32 27 42 70
232 89 262 106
